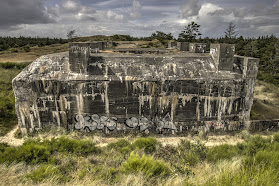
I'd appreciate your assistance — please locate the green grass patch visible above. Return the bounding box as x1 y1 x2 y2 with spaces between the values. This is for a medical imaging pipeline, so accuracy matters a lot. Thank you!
121 152 170 178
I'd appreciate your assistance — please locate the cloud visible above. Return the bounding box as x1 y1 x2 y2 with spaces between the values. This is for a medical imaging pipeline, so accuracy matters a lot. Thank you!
0 0 58 29
133 0 142 9
0 0 278 38
75 12 97 21
62 0 80 12
60 0 97 22
106 10 125 21
204 0 279 37
130 0 142 19
180 0 201 18
208 7 249 18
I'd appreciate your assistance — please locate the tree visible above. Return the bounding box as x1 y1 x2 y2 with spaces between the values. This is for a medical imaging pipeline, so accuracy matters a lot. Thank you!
225 22 237 39
178 22 202 42
268 41 279 75
150 31 174 41
67 30 77 41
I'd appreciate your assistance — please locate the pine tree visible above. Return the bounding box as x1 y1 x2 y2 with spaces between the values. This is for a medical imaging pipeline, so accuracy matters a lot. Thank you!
225 22 237 39
178 22 202 42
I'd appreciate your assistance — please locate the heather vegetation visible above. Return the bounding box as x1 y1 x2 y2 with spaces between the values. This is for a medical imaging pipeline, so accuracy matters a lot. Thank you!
1 134 279 185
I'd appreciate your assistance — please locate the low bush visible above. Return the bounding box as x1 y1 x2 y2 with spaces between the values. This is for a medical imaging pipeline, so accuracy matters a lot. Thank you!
0 143 51 164
0 143 9 153
121 152 170 178
44 137 101 156
244 150 279 169
23 45 31 52
131 137 158 154
0 62 31 69
273 132 279 142
207 144 238 162
17 143 51 164
177 140 207 166
0 137 101 165
243 135 270 156
24 137 101 157
9 48 18 53
154 144 177 161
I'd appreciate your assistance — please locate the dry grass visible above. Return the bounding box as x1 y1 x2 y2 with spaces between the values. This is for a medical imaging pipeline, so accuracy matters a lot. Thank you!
0 43 68 63
251 80 279 120
254 81 279 105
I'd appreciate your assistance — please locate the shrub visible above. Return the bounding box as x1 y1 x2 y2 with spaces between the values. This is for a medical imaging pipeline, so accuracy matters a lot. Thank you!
154 144 177 161
244 135 270 156
244 150 279 169
121 152 170 178
23 45 31 52
0 146 18 164
0 137 101 164
17 143 51 164
273 133 279 142
0 143 9 153
131 137 157 154
9 48 18 53
51 137 101 156
25 137 101 156
177 139 207 165
0 62 31 69
183 151 199 166
207 144 238 162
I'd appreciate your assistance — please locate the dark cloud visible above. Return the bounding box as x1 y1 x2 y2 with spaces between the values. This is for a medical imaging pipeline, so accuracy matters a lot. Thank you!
0 0 278 38
0 0 57 29
180 0 201 18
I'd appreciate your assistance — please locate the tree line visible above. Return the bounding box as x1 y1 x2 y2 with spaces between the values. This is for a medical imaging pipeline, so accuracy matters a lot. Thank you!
0 23 278 85
0 36 67 52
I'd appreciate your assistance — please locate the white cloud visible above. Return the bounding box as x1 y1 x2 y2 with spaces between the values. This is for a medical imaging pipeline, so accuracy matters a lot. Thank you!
106 10 125 21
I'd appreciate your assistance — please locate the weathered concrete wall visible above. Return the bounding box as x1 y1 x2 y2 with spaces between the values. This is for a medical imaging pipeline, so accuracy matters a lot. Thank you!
249 120 279 131
13 43 259 134
168 42 189 51
189 43 208 53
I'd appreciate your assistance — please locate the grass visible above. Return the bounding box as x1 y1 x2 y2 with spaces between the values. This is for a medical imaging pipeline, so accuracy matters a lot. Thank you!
251 80 279 120
0 63 30 136
0 40 278 185
1 134 279 185
0 43 68 63
121 152 170 178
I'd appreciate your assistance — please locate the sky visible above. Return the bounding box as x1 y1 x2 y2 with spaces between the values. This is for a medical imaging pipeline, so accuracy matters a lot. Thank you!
0 0 279 38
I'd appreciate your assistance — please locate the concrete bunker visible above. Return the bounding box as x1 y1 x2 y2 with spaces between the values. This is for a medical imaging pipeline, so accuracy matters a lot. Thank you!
12 42 259 134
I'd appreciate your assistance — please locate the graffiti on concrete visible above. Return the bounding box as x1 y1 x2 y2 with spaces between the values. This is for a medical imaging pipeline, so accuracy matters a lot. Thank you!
155 113 177 132
204 121 225 130
74 113 178 133
74 114 117 131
